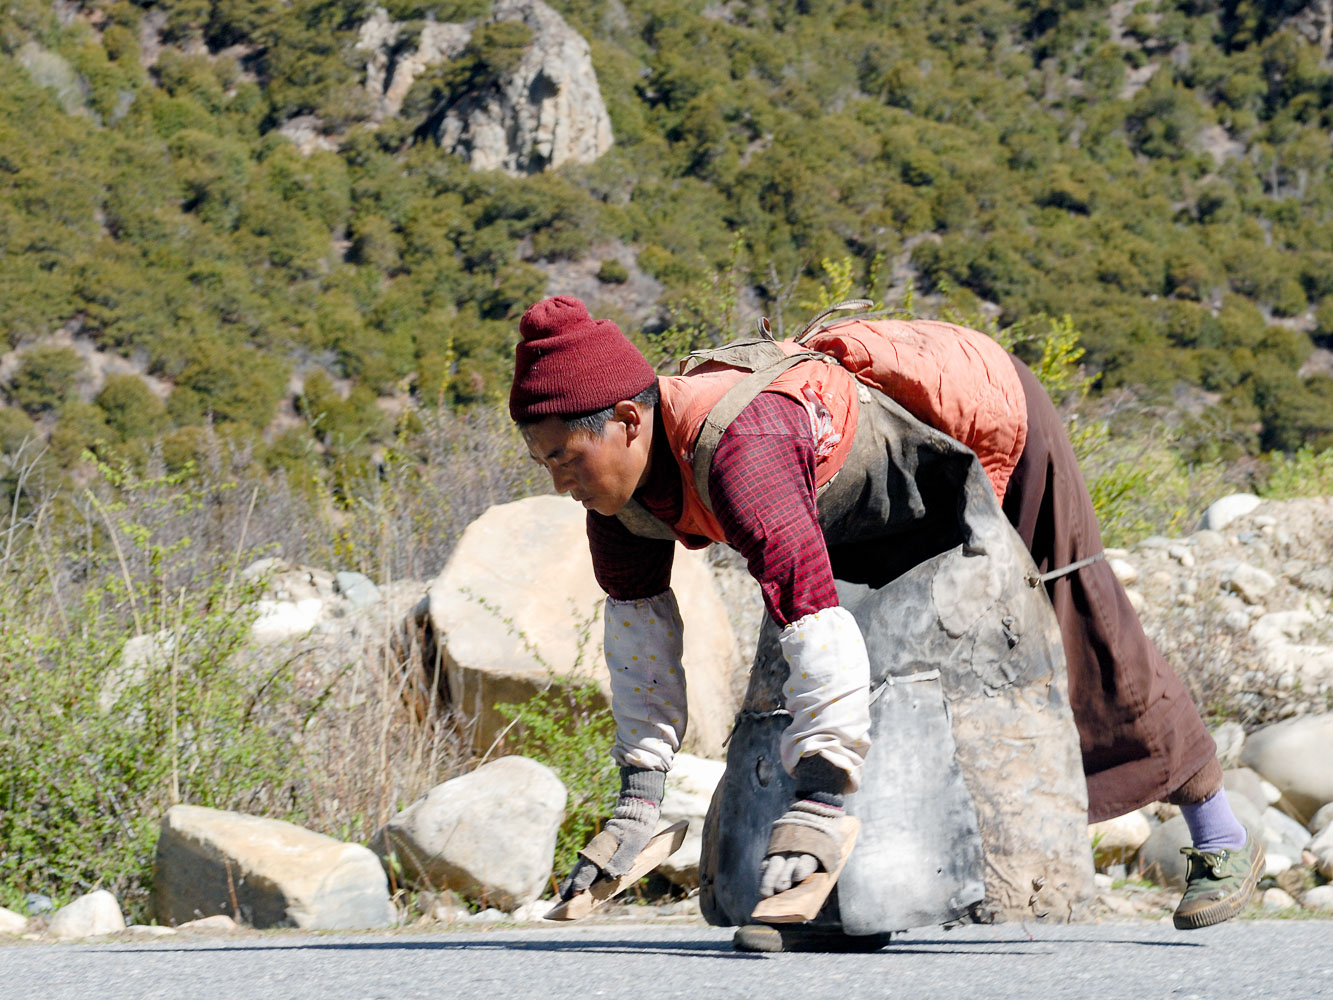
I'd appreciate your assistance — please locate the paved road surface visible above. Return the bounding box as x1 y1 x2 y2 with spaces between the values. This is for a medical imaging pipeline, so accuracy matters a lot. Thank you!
4 919 1331 1000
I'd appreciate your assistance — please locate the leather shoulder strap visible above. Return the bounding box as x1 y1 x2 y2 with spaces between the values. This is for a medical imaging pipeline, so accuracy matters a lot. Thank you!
613 498 678 541
691 351 826 515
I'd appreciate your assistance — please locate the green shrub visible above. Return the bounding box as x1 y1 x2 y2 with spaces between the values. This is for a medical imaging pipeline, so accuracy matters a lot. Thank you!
96 374 168 441
8 346 83 415
496 676 617 886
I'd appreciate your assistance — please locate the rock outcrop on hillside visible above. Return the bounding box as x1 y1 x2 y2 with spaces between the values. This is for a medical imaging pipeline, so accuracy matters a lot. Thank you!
357 0 613 175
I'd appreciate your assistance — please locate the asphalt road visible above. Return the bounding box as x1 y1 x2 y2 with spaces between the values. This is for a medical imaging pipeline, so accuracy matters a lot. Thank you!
4 919 1332 1000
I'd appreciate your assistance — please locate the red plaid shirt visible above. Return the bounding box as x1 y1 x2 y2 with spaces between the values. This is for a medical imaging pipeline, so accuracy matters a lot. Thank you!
587 392 839 627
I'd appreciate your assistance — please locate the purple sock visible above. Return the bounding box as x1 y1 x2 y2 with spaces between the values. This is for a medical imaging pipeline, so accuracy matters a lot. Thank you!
1180 788 1247 852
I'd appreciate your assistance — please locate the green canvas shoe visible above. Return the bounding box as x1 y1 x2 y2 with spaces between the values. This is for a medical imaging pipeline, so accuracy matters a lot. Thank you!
1172 837 1266 930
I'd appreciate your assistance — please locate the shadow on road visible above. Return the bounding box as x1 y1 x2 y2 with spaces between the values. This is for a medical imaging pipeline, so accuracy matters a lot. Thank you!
100 932 1203 959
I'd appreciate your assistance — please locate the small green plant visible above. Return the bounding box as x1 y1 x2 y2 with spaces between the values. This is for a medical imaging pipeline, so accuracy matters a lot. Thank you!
596 258 629 285
495 677 618 886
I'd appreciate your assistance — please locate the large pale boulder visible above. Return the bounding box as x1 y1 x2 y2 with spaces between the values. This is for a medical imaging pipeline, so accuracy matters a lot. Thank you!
153 805 395 929
1241 714 1333 821
370 756 565 910
46 891 126 940
429 495 742 757
656 753 726 889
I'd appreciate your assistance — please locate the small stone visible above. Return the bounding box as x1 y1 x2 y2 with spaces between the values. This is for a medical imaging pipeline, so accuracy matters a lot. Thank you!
1258 779 1282 805
125 924 177 937
1125 588 1146 614
1168 545 1196 568
1089 810 1152 867
1180 577 1198 595
0 907 27 936
507 900 549 923
1109 558 1139 586
1093 873 1114 889
334 571 382 608
1098 893 1139 916
1253 515 1276 529
1220 563 1277 604
1223 610 1252 631
417 890 468 923
23 894 52 916
1199 494 1262 532
176 914 239 933
47 890 126 940
1262 888 1296 909
1264 853 1293 877
1303 885 1333 911
468 907 506 923
1311 802 1333 833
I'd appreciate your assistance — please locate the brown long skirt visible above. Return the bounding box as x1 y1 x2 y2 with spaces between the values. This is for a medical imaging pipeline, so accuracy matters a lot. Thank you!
1001 357 1218 823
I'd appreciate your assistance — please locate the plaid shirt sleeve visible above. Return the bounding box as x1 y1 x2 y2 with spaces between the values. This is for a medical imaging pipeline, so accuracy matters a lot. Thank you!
708 392 840 628
588 392 839 626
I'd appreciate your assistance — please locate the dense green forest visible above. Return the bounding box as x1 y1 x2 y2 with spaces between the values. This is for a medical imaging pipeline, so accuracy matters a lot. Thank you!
2 0 1333 486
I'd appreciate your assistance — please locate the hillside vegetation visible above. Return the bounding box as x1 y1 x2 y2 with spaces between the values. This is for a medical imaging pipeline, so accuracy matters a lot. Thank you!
2 0 1333 482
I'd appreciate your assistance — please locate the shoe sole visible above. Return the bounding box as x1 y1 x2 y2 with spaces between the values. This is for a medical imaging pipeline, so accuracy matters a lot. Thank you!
733 923 893 953
1172 840 1266 930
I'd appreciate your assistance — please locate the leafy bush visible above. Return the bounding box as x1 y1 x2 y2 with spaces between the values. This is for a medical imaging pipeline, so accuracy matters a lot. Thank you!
8 346 83 415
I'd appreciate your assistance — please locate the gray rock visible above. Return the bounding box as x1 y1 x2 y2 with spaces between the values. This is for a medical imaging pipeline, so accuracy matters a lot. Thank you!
1108 558 1138 586
1262 887 1296 909
154 804 395 930
1264 852 1293 876
1219 562 1277 604
1089 810 1152 867
1212 723 1245 769
335 571 382 608
1199 494 1262 532
1241 714 1333 820
176 914 239 933
1309 823 1333 880
0 906 27 936
23 894 52 916
1304 884 1333 911
371 755 566 911
1223 767 1273 813
125 924 176 937
1311 801 1333 834
1261 806 1313 858
1136 815 1192 888
47 890 126 940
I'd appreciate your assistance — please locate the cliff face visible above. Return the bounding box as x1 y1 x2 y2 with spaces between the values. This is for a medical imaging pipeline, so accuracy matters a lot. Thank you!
357 0 613 176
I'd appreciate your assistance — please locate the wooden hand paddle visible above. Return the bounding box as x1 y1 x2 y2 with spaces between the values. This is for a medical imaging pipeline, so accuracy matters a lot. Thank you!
749 815 860 924
543 820 689 921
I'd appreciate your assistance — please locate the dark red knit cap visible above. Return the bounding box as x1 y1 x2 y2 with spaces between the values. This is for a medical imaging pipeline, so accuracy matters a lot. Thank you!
509 296 657 422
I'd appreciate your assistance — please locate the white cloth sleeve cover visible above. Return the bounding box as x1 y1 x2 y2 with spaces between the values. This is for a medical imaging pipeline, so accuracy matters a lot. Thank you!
604 590 688 772
778 605 871 792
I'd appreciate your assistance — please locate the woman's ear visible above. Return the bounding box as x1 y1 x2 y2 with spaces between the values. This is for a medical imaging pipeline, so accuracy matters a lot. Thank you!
613 399 645 442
